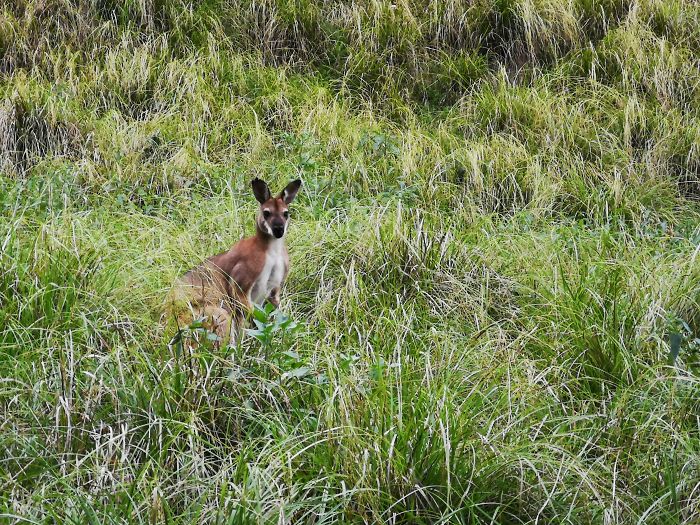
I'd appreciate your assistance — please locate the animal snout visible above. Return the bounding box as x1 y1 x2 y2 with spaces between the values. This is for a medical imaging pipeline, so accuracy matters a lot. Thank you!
272 223 285 238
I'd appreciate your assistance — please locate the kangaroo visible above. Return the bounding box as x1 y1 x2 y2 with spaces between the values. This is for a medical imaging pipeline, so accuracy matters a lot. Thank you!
167 178 302 346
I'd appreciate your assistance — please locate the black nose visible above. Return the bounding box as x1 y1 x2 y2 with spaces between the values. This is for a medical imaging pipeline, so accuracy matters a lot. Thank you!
272 226 284 238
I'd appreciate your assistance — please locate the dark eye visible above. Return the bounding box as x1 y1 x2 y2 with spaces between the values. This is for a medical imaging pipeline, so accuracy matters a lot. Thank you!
263 210 271 219
283 211 289 219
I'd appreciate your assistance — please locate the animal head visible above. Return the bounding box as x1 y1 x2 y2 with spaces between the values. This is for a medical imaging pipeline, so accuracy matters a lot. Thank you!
251 178 302 239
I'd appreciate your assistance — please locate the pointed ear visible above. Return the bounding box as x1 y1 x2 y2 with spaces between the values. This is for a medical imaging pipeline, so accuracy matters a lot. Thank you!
280 179 302 204
251 178 271 204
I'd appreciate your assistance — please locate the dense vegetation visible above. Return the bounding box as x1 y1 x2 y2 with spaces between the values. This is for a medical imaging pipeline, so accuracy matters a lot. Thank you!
1 0 699 522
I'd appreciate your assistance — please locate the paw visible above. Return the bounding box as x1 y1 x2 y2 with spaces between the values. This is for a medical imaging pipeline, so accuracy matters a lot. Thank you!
267 296 280 308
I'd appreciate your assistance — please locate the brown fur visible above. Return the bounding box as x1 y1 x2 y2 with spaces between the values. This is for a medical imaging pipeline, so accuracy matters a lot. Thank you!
165 179 300 347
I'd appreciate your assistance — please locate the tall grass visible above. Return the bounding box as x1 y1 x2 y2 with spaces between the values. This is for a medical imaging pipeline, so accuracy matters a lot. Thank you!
1 0 700 523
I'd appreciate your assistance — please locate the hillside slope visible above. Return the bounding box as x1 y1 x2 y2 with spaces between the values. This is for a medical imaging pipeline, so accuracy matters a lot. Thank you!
1 1 700 523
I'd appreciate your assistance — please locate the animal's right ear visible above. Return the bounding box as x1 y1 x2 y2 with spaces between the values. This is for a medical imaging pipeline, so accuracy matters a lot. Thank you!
251 178 271 204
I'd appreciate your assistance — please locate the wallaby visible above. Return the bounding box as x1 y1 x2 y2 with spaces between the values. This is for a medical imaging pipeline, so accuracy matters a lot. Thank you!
167 178 302 346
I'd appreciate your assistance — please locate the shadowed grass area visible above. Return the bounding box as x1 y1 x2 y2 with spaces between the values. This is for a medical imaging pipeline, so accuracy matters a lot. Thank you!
1 0 700 523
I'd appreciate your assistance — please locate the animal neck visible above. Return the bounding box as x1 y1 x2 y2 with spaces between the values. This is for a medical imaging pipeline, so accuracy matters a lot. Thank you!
255 225 285 248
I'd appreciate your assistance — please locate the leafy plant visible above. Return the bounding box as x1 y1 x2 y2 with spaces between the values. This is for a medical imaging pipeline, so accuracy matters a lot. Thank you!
243 303 324 384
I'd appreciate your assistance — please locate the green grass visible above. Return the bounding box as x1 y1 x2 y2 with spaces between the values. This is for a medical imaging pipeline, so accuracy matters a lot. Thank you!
1 0 700 523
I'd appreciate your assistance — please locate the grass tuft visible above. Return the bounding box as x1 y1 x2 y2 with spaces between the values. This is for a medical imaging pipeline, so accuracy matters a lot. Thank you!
1 0 700 523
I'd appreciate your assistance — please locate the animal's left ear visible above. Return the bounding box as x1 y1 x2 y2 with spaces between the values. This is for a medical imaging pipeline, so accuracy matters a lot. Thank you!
280 179 302 204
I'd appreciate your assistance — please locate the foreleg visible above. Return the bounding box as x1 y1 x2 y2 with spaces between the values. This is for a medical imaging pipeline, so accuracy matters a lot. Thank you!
267 287 281 308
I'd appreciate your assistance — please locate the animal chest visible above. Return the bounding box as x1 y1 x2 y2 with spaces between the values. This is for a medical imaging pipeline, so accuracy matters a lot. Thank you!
249 244 286 305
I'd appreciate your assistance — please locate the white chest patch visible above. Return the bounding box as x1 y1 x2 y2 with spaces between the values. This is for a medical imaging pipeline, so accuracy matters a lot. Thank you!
250 241 286 305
